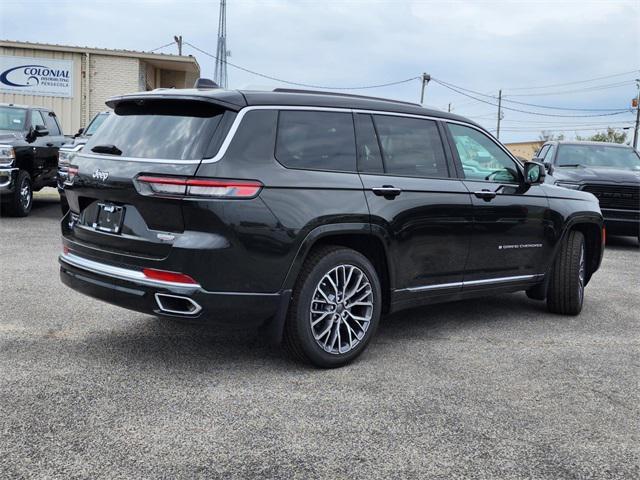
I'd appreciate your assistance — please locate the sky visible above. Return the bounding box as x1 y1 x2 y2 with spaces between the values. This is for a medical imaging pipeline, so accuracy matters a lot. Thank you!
1 0 639 143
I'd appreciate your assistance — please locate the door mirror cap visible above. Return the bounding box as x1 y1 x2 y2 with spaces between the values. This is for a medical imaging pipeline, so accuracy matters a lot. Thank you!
34 125 49 137
524 161 546 185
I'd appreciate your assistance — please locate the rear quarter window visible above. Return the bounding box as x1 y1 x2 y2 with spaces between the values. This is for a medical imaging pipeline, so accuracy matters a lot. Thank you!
275 110 356 172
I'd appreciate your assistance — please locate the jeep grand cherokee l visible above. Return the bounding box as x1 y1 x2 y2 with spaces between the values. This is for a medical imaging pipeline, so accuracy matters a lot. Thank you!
59 83 604 367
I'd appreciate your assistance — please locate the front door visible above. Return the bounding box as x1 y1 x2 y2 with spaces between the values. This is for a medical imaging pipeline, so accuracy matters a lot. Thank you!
355 113 473 299
445 123 552 286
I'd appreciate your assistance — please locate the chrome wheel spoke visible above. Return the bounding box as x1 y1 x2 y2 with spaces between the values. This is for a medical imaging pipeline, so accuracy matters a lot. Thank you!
309 264 374 355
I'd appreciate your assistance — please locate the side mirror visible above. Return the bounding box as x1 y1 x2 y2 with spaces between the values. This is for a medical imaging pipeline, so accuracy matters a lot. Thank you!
524 161 546 185
34 125 49 137
75 127 84 137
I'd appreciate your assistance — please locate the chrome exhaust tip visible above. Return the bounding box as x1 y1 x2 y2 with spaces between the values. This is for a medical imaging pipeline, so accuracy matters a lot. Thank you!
154 293 202 316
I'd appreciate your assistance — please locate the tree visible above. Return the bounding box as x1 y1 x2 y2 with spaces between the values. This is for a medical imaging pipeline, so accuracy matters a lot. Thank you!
576 127 627 144
539 131 565 142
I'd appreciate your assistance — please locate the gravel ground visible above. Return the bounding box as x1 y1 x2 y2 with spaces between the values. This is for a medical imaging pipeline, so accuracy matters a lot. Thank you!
1 190 638 479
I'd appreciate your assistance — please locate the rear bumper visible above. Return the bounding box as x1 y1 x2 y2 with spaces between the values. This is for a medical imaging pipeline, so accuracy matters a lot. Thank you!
59 251 283 327
602 208 640 237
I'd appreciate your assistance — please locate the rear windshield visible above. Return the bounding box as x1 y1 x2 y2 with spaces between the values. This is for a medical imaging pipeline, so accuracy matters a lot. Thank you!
0 106 27 131
83 100 224 160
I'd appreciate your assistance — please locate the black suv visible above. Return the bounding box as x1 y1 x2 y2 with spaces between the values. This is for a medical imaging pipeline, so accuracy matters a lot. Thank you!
0 103 66 216
535 140 640 243
59 84 604 367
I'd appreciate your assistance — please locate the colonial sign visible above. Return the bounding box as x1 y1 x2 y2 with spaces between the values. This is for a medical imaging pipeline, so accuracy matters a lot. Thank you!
0 56 73 98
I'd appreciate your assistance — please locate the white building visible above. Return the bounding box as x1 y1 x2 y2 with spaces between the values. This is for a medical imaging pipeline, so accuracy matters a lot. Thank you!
0 40 200 134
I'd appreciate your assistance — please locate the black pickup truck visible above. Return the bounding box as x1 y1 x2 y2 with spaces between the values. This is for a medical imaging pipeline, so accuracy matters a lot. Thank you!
0 103 66 216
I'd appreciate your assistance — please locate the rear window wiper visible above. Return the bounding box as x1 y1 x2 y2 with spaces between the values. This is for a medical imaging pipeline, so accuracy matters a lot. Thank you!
91 144 122 156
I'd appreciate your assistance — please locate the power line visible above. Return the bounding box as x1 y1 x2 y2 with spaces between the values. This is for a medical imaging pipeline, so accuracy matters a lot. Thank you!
505 70 640 91
434 78 629 111
505 80 636 97
148 41 176 53
184 41 421 90
432 79 632 118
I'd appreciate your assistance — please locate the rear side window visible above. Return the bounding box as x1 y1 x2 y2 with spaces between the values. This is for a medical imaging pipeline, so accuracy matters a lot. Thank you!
373 115 449 178
83 100 224 160
275 111 356 172
43 112 61 135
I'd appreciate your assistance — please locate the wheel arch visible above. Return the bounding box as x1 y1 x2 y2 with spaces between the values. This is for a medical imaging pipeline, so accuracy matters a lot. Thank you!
556 214 604 285
281 223 393 313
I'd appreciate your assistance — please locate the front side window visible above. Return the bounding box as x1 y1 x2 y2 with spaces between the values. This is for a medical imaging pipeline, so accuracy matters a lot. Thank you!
85 113 109 136
543 144 555 163
30 110 46 130
43 112 61 136
448 123 519 183
83 100 224 160
275 111 356 172
537 145 549 159
372 115 449 178
0 107 27 131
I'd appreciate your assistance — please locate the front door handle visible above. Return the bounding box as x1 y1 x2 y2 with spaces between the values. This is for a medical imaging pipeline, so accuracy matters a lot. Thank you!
474 189 497 201
372 185 402 199
46 143 54 147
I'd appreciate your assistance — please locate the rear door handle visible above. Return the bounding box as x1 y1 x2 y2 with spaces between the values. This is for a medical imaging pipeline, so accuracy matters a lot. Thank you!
474 189 497 201
372 186 402 199
46 143 54 147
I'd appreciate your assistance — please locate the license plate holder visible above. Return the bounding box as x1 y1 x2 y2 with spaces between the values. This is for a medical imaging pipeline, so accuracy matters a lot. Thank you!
93 203 125 234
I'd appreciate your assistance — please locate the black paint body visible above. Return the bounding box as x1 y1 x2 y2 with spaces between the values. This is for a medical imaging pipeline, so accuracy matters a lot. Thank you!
59 89 604 334
0 106 65 197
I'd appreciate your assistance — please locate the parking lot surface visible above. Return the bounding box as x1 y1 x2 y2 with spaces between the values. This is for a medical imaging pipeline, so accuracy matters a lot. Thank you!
1 190 638 479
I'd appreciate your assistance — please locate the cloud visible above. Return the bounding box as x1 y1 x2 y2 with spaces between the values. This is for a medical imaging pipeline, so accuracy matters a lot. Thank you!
1 0 638 142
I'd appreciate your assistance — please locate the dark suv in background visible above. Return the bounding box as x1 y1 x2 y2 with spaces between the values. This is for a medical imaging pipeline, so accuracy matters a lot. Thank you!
0 103 66 216
59 83 604 367
535 141 640 243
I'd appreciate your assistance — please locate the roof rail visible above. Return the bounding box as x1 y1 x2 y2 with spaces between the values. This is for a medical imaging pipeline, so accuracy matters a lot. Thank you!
272 88 421 107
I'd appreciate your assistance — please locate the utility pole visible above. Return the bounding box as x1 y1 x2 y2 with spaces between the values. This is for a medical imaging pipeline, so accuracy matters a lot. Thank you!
173 35 183 55
496 89 503 140
448 103 451 113
420 73 431 104
633 79 640 150
214 0 229 88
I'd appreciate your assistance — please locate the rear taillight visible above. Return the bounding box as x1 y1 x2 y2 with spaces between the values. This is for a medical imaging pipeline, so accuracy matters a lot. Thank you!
142 268 198 285
135 175 262 199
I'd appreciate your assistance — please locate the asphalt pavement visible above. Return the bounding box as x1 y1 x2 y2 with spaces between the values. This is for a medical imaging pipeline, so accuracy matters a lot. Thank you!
1 189 638 479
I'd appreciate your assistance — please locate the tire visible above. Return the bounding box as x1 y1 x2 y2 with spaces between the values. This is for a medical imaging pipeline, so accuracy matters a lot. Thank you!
546 230 586 315
4 170 32 217
283 246 382 368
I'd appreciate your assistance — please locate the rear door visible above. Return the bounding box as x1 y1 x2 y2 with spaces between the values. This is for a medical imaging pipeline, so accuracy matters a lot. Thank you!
63 98 235 261
444 122 552 286
356 113 472 298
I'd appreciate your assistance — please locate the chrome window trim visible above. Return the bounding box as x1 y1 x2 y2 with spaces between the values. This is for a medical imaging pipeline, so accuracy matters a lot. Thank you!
76 104 505 166
401 274 543 293
59 251 202 289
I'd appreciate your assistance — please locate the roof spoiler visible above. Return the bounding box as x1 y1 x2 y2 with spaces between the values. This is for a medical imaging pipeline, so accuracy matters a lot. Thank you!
193 78 220 89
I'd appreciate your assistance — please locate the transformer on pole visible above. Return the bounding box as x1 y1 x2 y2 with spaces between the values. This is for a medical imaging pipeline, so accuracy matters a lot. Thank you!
214 0 229 88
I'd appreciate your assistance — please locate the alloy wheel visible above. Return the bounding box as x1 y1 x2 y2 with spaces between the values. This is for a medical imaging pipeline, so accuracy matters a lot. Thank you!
20 179 31 211
310 264 374 355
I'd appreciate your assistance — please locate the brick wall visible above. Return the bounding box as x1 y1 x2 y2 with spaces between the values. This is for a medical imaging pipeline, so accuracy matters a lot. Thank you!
88 55 140 119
